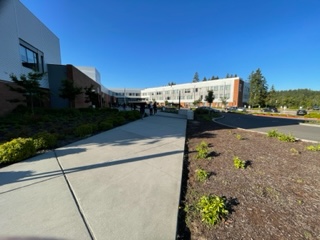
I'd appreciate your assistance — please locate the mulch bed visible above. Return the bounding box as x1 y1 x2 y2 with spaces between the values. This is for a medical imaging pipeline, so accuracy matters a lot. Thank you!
177 119 320 240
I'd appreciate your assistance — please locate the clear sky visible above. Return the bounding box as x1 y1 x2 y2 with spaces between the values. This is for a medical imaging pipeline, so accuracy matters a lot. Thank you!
20 0 320 91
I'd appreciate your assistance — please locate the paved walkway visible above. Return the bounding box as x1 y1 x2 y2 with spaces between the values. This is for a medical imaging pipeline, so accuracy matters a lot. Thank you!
0 112 187 240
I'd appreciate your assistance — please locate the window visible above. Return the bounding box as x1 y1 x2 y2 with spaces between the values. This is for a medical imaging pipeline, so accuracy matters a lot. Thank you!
19 39 44 72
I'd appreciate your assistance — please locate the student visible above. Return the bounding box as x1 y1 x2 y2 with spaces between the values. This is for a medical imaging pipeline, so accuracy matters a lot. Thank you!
140 103 145 119
149 102 153 115
153 101 157 114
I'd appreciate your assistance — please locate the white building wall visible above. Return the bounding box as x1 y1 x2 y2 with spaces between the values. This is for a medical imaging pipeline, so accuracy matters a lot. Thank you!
0 0 61 88
141 77 242 106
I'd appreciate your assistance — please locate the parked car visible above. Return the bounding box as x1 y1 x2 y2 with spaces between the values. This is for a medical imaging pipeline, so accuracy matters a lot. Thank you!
297 109 307 116
313 106 320 110
262 107 278 113
226 107 237 112
236 107 246 112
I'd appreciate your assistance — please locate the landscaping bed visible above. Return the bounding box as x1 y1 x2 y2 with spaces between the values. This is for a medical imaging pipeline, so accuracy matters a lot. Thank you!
177 119 320 239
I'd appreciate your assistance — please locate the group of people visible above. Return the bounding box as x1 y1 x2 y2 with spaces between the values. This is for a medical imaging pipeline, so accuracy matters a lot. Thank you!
139 101 157 119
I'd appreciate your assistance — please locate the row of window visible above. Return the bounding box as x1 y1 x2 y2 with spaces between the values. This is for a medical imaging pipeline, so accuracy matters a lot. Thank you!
114 92 141 96
146 93 231 102
142 85 231 96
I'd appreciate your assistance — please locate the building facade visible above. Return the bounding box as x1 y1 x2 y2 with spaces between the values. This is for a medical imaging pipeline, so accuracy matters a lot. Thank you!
0 0 61 115
0 1 250 116
141 77 250 108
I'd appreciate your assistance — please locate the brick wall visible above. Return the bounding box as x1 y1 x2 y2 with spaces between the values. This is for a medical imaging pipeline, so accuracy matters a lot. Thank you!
66 65 102 108
0 80 26 116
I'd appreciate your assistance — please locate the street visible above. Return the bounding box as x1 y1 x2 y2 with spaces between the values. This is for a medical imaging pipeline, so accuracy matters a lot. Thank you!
214 113 320 142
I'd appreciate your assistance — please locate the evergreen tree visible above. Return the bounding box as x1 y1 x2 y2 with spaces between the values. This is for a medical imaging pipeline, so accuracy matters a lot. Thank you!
192 72 199 82
59 79 83 108
7 72 45 115
202 77 207 81
266 85 276 107
248 68 268 107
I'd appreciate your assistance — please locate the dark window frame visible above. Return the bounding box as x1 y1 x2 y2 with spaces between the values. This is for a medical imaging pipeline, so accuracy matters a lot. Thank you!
19 39 44 72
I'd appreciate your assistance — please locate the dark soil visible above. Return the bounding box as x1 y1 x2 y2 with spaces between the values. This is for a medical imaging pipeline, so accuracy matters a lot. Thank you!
177 119 320 240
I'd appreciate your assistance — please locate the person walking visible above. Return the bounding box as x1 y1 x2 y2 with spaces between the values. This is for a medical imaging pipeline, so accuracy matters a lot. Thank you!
149 102 153 115
140 103 145 119
153 101 157 114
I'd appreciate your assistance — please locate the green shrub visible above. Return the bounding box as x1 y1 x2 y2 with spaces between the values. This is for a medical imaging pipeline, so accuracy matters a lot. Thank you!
267 129 279 138
233 156 246 169
306 144 320 151
277 133 296 142
33 131 57 150
98 120 113 131
267 129 295 142
197 195 228 226
74 124 96 137
112 116 126 126
195 169 209 182
0 138 36 164
236 134 243 140
305 112 320 119
195 141 209 159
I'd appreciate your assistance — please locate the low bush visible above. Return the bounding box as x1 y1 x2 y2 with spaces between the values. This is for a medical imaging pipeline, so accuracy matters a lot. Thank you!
267 129 279 138
98 120 114 131
111 115 126 126
305 112 320 119
267 129 296 142
33 131 58 150
74 123 96 137
306 144 320 151
195 141 209 159
277 133 296 142
195 169 209 182
197 195 228 226
0 138 36 164
236 134 243 140
233 156 246 169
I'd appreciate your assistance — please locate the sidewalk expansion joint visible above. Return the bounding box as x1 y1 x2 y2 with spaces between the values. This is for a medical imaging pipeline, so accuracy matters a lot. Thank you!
53 150 95 240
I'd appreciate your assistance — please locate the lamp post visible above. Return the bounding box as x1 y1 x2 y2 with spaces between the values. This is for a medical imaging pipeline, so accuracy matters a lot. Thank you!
178 90 181 110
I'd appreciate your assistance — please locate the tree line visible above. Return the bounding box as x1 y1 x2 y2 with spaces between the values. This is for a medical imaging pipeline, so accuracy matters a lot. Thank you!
248 69 320 109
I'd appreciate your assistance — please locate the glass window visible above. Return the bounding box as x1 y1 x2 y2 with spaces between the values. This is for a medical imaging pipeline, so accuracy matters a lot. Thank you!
20 45 38 70
19 39 44 72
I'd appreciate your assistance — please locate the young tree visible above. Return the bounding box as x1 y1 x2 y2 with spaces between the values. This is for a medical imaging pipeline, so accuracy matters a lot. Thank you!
193 98 202 107
205 90 214 107
220 97 228 109
7 72 45 115
59 79 83 108
192 72 199 82
84 84 99 107
248 68 268 107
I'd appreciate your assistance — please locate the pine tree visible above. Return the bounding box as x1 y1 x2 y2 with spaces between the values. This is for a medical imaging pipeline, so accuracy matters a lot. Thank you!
193 72 199 82
248 68 268 107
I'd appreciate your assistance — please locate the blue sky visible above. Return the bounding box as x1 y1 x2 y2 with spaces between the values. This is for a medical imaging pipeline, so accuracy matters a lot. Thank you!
21 0 320 90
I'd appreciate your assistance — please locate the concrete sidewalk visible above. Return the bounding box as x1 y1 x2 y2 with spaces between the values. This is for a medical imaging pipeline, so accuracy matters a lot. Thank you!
0 112 187 240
